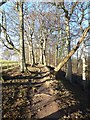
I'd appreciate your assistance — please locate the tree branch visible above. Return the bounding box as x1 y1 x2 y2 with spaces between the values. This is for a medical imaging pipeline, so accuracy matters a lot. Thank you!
69 2 78 17
0 2 6 6
54 26 90 72
0 24 20 53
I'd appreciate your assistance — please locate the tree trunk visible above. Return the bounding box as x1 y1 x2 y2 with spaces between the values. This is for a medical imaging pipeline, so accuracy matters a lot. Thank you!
65 17 72 81
31 40 35 65
82 42 87 89
28 43 32 64
76 49 79 74
55 45 58 67
82 53 86 80
43 38 47 66
40 39 43 64
54 26 90 72
26 31 35 66
19 2 26 72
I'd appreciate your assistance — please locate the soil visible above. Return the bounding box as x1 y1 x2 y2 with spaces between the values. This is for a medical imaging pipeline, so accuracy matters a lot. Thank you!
2 64 90 120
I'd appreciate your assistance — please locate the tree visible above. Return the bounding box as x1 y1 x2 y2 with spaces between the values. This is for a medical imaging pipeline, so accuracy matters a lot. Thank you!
18 2 26 72
54 26 90 73
0 2 27 72
47 1 78 81
37 11 47 65
1 2 89 76
56 2 78 81
25 14 35 65
0 1 7 7
0 11 20 54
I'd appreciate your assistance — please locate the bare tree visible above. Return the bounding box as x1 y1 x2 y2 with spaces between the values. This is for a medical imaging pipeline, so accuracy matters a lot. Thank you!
17 2 26 72
25 15 35 65
54 26 90 73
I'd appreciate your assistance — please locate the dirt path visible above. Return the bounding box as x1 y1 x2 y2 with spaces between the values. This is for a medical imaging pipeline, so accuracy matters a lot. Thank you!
2 65 90 120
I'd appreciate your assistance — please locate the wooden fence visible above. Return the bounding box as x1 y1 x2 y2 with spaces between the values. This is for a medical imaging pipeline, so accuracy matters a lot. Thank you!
0 61 19 72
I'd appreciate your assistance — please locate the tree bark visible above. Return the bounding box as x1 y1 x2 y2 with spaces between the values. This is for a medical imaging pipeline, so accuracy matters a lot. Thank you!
65 17 72 81
43 37 47 66
55 45 58 67
40 38 43 64
31 39 35 65
19 2 26 72
54 26 90 72
82 49 86 81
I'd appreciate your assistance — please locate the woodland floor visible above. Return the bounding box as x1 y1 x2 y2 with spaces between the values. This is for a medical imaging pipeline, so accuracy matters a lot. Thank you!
2 64 90 120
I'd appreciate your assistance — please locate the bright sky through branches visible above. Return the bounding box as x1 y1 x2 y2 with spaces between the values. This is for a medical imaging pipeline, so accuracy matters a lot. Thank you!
0 1 89 61
0 0 89 2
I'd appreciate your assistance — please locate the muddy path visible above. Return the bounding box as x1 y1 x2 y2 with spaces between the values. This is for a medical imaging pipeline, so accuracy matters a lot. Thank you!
2 65 90 120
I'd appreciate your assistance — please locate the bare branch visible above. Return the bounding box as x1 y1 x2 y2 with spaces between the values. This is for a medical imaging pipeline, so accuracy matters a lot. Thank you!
55 26 90 72
69 2 78 17
0 24 20 53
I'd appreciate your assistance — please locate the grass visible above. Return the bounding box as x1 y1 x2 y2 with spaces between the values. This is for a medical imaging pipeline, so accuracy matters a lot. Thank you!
0 60 18 67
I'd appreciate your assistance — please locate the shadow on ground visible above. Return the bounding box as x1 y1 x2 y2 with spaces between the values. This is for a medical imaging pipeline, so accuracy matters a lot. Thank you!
37 70 90 120
2 66 90 120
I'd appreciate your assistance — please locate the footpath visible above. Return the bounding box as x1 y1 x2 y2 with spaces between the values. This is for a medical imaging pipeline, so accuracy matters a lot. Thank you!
2 64 90 120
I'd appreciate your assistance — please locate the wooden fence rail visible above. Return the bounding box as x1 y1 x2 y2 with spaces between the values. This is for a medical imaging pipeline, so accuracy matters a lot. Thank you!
0 61 19 72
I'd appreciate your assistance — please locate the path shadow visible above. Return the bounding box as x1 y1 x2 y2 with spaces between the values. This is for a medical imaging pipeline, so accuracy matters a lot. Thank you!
2 71 50 81
2 66 54 120
36 70 90 120
2 82 33 119
2 66 90 119
55 70 90 113
2 78 52 87
2 68 53 88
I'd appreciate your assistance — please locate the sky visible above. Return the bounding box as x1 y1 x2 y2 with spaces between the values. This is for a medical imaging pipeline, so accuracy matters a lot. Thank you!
0 0 90 2
0 1 90 61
